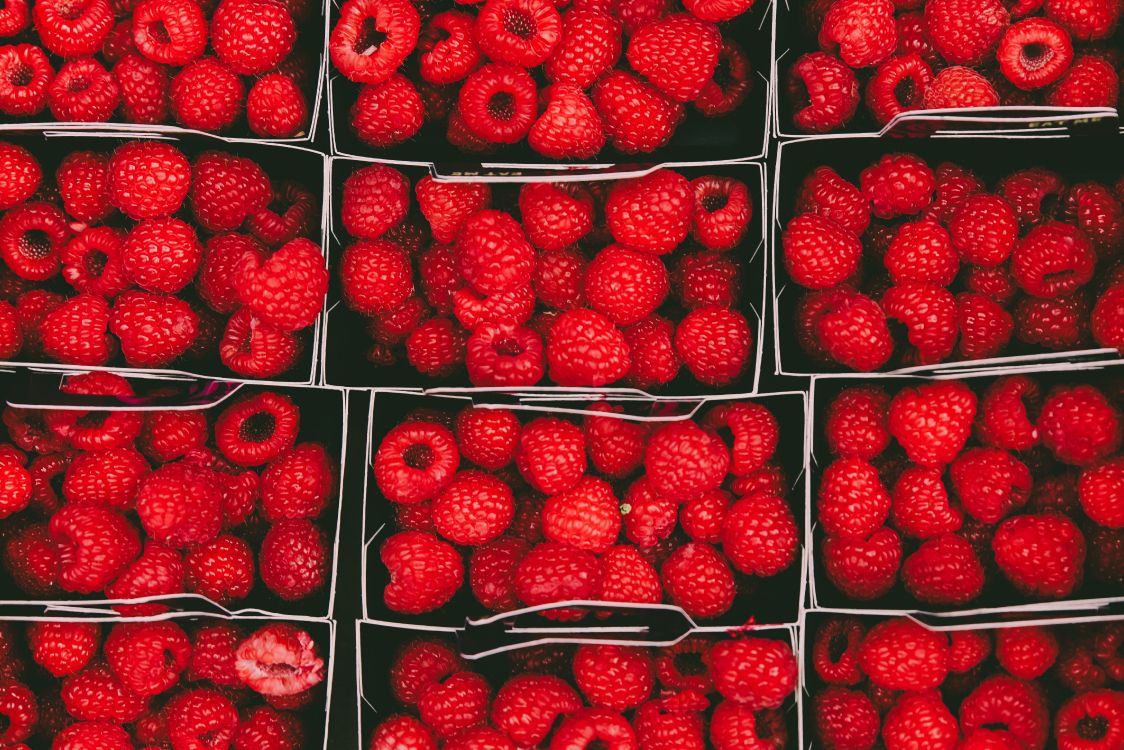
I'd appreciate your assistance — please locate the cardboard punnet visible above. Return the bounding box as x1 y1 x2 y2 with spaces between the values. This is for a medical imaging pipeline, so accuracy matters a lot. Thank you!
806 359 1124 618
321 157 769 394
324 0 773 171
0 368 349 621
361 390 809 630
0 129 331 385
770 2 1120 139
356 618 802 750
770 135 1123 379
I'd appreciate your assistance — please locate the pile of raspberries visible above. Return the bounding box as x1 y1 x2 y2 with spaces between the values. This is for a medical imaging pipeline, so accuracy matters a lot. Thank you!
810 615 1124 750
329 0 756 156
0 0 315 137
0 374 334 608
0 138 327 379
372 398 798 621
337 164 756 389
785 0 1121 132
367 633 796 750
783 152 1124 372
816 373 1124 607
0 618 326 749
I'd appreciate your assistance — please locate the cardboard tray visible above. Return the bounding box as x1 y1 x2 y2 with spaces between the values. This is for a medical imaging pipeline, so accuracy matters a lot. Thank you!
325 0 773 170
0 368 349 620
806 359 1124 618
0 128 330 385
321 158 768 395
361 390 809 629
771 134 1123 379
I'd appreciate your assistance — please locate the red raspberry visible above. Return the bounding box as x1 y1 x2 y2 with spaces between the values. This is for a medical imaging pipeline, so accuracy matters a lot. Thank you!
1039 384 1121 466
417 671 490 739
236 238 327 332
1055 690 1124 750
235 622 325 698
28 622 99 677
47 58 119 122
674 252 741 310
865 53 932 125
530 83 606 160
825 386 891 460
136 462 223 548
926 161 985 223
1080 457 1124 527
998 18 1074 90
492 674 581 747
1048 54 1120 106
620 477 676 548
713 702 788 750
170 57 244 132
380 530 462 613
0 0 28 36
891 466 963 538
597 544 663 605
351 74 425 148
235 706 302 750
0 202 68 281
211 0 294 75
0 142 40 211
110 290 199 367
660 542 734 618
339 240 413 317
960 675 1050 750
49 503 140 593
455 407 519 471
246 73 307 137
4 524 61 595
783 213 862 289
948 630 992 672
61 663 149 721
574 644 653 710
924 0 1009 65
861 154 936 220
949 193 1019 268
247 180 317 247
166 689 239 749
818 0 896 68
370 715 437 750
341 165 408 242
902 532 985 604
416 178 489 246
705 401 779 476
709 637 796 709
626 13 720 102
999 168 1066 228
583 245 669 326
515 416 585 495
109 139 190 221
185 534 254 603
813 617 865 685
883 691 959 750
215 391 298 467
813 289 895 372
138 410 206 463
978 375 1040 451
889 380 977 467
518 183 592 253
621 315 679 388
61 445 148 509
468 535 527 610
994 626 1058 680
455 209 535 295
924 66 1000 109
966 265 1018 304
0 44 50 117
260 518 327 600
539 475 620 553
796 166 871 236
860 618 950 690
674 306 752 386
105 621 190 696
645 419 729 501
431 470 513 545
606 170 692 255
580 406 644 480
1012 221 1094 299
389 638 463 705
822 526 902 599
61 227 129 298
815 686 881 750
817 458 891 540
260 443 333 521
993 511 1085 598
1064 181 1124 250
514 541 600 620
544 8 620 88
546 308 630 386
551 708 638 750
951 442 1032 523
33 0 112 57
132 0 206 64
418 10 480 85
0 452 30 517
592 70 684 154
194 234 263 314
457 63 538 144
330 0 418 83
884 219 958 286
190 152 271 233
113 53 170 124
1015 290 1091 351
405 317 466 377
787 52 859 133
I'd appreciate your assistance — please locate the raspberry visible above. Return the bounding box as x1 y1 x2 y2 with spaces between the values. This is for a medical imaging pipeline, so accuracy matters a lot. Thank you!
110 290 199 367
993 511 1085 598
674 252 741 310
552 708 638 750
351 74 425 148
1015 291 1090 349
924 0 1009 65
33 0 113 57
660 542 734 618
380 530 462 613
405 317 466 377
583 245 669 327
514 542 600 620
330 0 419 83
902 532 985 604
621 315 679 387
40 293 111 366
818 458 892 541
787 52 859 133
1080 457 1124 527
708 638 796 709
247 181 316 247
190 152 272 233
132 0 206 64
574 644 654 711
597 544 663 605
592 70 683 154
866 53 932 125
0 202 68 281
783 213 862 289
861 154 936 219
544 8 621 88
859 618 950 690
825 387 891 460
49 503 140 593
136 462 223 548
452 408 517 472
185 534 254 603
998 18 1074 89
457 63 538 144
215 391 298 467
883 692 958 750
0 0 28 35
211 0 294 75
606 170 692 255
109 140 190 221
0 142 40 211
389 638 463 706
644 419 729 501
418 671 491 739
47 57 119 122
889 380 977 467
221 307 302 376
61 661 149 722
235 622 325 698
1048 54 1120 106
712 702 787 750
683 0 751 20
0 44 50 116
814 290 895 372
61 227 129 298
619 478 675 548
674 306 753 386
475 0 561 67
1039 384 1121 465
171 56 244 132
28 622 99 678
949 193 1019 267
166 689 239 749
493 674 581 747
884 219 958 286
891 466 963 538
341 166 408 242
518 183 592 253
925 65 1000 108
369 715 436 750
538 475 619 553
235 706 302 750
454 209 535 296
813 617 865 685
4 524 60 595
515 416 585 495
822 526 902 599
104 621 190 696
960 675 1050 750
61 445 148 509
994 626 1059 680
257 443 331 521
235 238 327 332
113 52 170 124
259 518 327 600
1014 221 1096 300
818 0 896 68
415 179 489 247
814 687 881 750
529 83 606 160
546 308 630 387
467 535 526 610
626 13 720 102
978 375 1040 451
927 162 985 222
430 470 513 545
418 10 480 85
246 73 307 137
795 167 871 236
